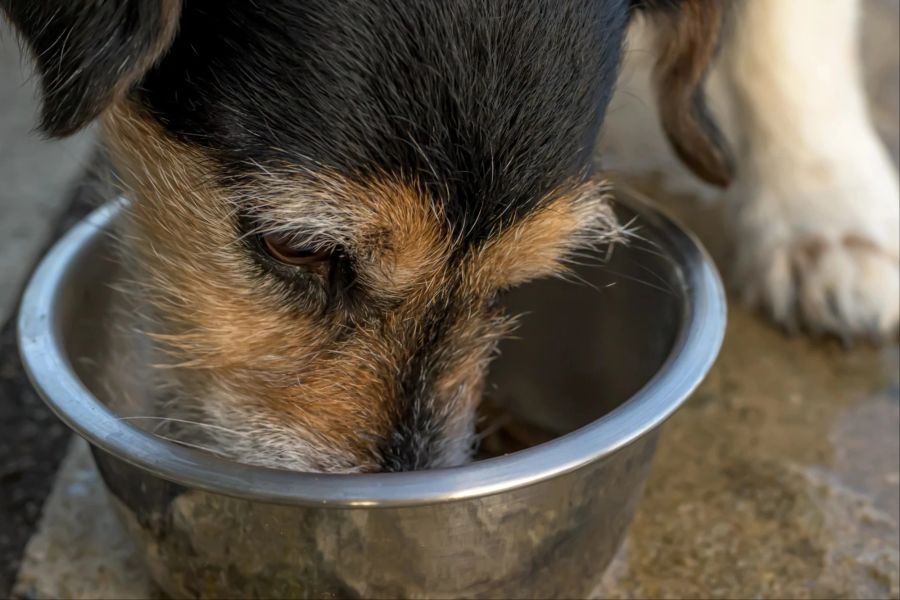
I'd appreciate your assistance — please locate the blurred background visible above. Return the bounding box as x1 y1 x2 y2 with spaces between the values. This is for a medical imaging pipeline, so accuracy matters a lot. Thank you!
0 1 898 598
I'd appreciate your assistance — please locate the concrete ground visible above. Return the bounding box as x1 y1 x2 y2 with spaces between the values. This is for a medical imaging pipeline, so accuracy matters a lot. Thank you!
1 2 898 598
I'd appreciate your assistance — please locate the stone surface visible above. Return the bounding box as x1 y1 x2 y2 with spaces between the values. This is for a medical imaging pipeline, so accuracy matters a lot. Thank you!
0 310 71 594
595 311 900 599
12 440 155 600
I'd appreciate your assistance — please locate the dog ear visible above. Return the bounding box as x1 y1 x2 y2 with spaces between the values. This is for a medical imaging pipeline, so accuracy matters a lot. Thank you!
1 0 181 137
632 0 734 187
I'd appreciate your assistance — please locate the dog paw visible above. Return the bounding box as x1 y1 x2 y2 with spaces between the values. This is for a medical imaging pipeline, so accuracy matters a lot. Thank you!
737 233 899 340
727 146 900 341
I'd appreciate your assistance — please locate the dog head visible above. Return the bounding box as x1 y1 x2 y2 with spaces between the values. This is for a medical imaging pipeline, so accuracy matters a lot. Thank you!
5 0 729 472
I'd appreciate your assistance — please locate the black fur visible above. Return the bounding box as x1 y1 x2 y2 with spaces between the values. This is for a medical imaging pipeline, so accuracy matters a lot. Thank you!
1 0 176 136
137 0 630 246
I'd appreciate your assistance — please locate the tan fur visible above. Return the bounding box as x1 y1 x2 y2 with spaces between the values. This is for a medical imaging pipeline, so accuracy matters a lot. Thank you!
472 182 620 291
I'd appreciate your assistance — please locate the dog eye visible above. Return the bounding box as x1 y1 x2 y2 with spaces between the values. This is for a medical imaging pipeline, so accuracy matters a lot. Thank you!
261 232 332 268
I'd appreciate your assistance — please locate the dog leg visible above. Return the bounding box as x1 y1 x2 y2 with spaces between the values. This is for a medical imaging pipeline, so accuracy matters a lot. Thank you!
720 0 899 339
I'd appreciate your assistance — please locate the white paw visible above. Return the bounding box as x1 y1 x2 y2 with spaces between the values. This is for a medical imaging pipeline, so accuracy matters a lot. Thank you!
737 233 899 340
729 157 900 341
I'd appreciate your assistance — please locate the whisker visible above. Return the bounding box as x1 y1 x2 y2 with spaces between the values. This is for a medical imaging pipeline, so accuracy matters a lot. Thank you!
152 433 235 458
594 266 677 296
554 269 604 294
628 260 677 291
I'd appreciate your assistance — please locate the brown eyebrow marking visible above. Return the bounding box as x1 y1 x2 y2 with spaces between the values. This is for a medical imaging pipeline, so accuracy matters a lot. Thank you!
468 180 621 292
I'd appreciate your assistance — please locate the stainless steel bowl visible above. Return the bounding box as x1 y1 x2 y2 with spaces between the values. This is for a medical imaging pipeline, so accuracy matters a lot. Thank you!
18 189 725 599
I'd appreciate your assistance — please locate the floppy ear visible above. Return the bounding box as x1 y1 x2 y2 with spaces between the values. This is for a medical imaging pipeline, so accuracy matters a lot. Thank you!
632 0 734 187
1 0 181 137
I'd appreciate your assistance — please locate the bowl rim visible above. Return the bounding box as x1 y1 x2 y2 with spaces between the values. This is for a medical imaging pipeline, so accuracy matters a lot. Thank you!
18 188 726 508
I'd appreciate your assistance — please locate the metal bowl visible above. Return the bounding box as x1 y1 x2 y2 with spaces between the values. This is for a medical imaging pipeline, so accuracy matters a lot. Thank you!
18 188 725 599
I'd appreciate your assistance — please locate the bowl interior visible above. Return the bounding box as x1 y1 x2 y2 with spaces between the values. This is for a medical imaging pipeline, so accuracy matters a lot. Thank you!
59 202 683 461
486 209 682 437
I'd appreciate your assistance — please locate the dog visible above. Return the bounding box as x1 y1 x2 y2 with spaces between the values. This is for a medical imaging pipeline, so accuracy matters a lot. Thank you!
4 0 897 473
